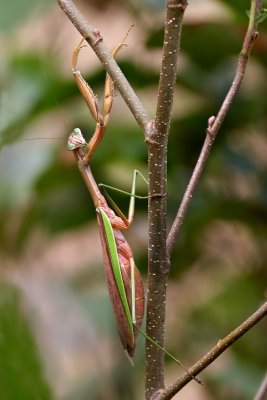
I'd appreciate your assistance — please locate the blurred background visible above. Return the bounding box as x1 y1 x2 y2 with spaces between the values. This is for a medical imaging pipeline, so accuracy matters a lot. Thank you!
0 0 267 399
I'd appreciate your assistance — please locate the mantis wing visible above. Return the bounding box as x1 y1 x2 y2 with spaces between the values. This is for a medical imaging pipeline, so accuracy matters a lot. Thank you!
97 208 144 359
98 208 134 335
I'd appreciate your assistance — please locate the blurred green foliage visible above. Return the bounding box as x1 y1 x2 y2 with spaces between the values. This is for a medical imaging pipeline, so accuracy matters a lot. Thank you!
0 282 51 400
0 1 267 399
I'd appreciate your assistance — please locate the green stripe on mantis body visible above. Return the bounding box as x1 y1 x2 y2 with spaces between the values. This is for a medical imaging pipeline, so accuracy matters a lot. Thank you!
98 207 134 339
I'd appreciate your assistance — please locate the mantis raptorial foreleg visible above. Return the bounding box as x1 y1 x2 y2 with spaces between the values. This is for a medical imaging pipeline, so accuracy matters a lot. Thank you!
71 26 133 164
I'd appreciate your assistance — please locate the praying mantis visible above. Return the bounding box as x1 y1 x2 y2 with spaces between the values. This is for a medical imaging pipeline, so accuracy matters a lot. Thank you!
67 33 201 383
67 34 145 360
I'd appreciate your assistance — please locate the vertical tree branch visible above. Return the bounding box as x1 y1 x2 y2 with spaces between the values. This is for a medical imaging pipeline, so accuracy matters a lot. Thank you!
166 0 259 257
145 1 188 398
57 2 265 400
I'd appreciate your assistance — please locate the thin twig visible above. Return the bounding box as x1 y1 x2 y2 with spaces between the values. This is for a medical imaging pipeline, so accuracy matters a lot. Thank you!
57 0 151 136
145 1 188 398
166 0 259 257
156 301 267 400
253 373 267 400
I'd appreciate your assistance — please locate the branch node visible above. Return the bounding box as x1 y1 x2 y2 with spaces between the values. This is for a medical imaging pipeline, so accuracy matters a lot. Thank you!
168 1 188 11
149 192 168 199
206 115 216 136
145 138 159 145
207 115 216 129
252 31 259 41
150 389 165 400
145 120 158 145
92 29 103 46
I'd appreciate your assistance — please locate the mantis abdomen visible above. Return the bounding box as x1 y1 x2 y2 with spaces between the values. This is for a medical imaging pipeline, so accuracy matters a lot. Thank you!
97 211 145 359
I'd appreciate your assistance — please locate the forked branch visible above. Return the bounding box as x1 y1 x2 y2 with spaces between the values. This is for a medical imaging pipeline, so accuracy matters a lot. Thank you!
166 0 260 257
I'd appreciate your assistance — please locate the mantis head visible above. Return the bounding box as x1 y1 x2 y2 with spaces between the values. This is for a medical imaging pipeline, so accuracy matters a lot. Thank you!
67 128 87 151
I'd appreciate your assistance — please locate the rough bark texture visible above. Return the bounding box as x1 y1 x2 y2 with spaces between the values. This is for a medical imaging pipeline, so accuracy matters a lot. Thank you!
145 1 187 398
